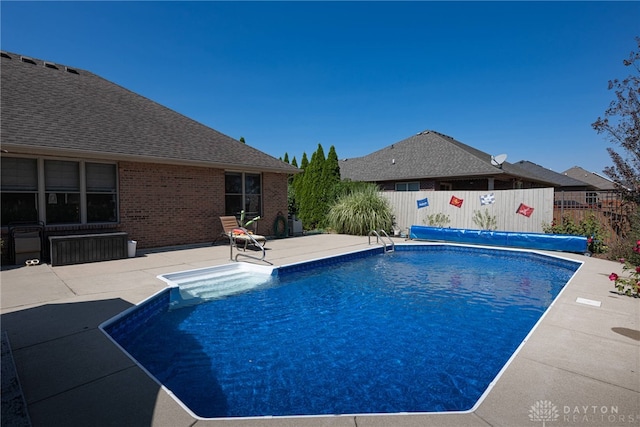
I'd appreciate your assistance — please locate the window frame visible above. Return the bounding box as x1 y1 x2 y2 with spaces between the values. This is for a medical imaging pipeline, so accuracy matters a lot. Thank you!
224 171 263 219
395 181 420 192
44 159 81 224
85 162 118 223
1 157 39 225
439 182 453 191
1 155 119 227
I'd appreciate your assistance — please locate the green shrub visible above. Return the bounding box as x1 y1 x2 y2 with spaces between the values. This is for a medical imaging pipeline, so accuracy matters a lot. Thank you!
608 241 640 297
327 184 393 236
424 213 451 227
542 213 608 254
472 210 497 230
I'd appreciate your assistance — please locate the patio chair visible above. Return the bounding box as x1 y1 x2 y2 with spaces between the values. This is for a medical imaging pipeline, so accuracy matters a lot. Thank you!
218 216 267 251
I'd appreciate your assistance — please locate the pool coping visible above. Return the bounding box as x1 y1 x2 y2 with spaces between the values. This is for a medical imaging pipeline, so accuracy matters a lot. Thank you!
1 234 638 427
99 242 584 422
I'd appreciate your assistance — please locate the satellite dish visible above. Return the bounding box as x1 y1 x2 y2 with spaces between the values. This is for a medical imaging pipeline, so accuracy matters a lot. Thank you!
491 153 507 167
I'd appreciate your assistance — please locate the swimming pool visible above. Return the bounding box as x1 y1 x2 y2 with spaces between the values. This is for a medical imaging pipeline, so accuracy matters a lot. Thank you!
101 244 581 419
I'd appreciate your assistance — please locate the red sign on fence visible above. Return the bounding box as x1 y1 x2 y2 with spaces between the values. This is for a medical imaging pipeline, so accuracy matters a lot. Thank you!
450 196 464 208
517 203 534 217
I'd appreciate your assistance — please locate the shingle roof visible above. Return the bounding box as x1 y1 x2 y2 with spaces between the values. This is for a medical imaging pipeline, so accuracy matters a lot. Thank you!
339 130 553 184
562 166 616 190
0 51 298 174
512 161 595 189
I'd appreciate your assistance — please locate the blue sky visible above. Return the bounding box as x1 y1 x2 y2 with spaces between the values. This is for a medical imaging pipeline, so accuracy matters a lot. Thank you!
2 2 638 175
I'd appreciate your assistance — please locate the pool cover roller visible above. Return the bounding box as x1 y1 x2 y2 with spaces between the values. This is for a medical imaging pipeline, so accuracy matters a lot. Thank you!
410 225 589 255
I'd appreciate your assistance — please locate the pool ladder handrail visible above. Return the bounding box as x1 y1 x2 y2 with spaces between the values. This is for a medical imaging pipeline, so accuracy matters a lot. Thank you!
228 228 270 264
368 230 395 253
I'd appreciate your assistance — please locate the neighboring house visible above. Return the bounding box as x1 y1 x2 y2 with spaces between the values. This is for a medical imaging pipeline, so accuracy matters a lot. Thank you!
562 166 617 191
510 161 602 210
339 130 574 191
559 166 621 210
1 51 298 258
510 161 595 191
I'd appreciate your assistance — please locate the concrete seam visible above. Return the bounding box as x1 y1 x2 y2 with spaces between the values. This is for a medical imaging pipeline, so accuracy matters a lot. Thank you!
25 365 138 406
522 355 640 394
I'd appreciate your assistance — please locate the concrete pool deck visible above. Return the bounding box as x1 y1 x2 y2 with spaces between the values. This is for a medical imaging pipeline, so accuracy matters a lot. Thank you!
1 234 639 427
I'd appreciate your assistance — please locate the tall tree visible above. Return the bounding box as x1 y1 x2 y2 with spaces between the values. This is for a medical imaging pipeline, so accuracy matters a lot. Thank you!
321 145 342 212
300 152 309 170
592 37 640 200
295 152 309 208
289 154 305 217
283 152 290 164
323 145 341 183
298 144 326 228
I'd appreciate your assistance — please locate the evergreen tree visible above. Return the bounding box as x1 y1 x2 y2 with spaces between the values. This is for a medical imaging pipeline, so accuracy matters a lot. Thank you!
294 152 309 212
298 145 326 228
289 154 306 218
311 144 328 226
283 152 290 164
287 147 344 229
322 145 341 206
324 145 341 180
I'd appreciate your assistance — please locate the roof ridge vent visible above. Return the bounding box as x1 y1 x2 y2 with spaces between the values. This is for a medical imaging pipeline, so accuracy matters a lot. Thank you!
432 130 453 140
20 56 37 65
44 61 59 70
65 66 79 75
0 52 12 60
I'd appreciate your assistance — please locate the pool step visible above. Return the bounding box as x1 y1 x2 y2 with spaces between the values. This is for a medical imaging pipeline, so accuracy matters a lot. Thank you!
171 270 274 308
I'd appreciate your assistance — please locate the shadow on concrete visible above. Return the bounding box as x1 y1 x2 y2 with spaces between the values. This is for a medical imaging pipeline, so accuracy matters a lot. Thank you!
1 332 31 427
0 299 179 426
612 327 640 341
1 295 232 425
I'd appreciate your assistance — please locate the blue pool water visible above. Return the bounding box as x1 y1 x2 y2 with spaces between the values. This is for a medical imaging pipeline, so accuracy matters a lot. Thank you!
104 245 580 418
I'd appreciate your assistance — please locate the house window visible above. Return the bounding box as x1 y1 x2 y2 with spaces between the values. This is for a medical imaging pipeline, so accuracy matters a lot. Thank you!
86 163 117 222
225 172 262 218
439 182 452 191
0 156 118 226
395 182 419 191
1 157 38 226
45 160 80 224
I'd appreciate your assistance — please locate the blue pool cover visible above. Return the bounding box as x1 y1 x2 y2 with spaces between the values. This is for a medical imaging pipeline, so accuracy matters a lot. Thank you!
410 225 589 254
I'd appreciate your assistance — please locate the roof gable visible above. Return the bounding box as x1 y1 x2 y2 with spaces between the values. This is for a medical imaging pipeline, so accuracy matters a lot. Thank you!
340 130 514 182
1 51 298 174
562 166 616 191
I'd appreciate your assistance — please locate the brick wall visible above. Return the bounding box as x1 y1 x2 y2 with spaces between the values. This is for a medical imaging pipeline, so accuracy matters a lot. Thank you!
118 162 290 249
260 172 289 236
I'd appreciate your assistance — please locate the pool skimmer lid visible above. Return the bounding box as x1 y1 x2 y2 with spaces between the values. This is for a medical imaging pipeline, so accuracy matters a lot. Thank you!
575 297 601 307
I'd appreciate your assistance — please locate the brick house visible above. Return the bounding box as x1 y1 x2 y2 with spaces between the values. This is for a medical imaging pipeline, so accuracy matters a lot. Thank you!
1 51 298 262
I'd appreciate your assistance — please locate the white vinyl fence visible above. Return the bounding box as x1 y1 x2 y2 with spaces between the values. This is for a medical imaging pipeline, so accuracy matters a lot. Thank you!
381 188 554 234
